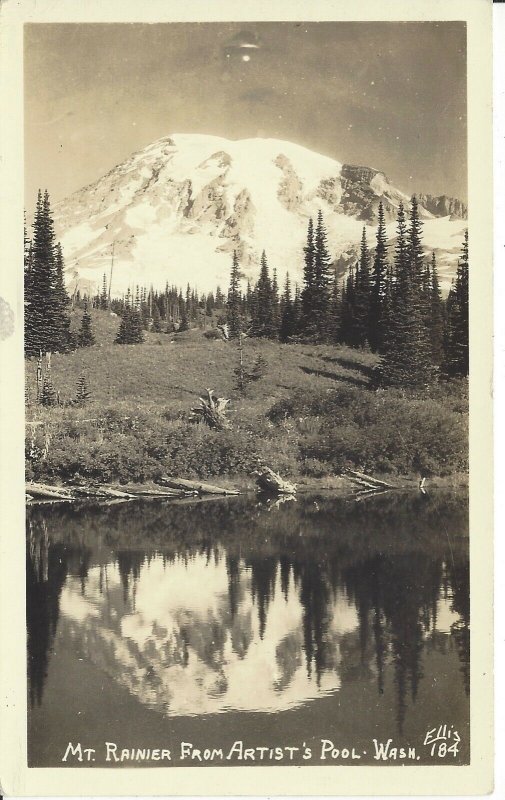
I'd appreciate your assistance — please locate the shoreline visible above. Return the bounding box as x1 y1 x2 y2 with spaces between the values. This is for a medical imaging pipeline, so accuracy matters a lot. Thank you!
25 472 469 505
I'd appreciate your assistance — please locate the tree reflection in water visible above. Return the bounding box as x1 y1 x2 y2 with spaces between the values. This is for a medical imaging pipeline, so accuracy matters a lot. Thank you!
27 491 469 730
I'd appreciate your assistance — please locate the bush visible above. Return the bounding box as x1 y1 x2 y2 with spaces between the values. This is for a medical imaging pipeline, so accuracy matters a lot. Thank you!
27 412 262 483
270 384 468 477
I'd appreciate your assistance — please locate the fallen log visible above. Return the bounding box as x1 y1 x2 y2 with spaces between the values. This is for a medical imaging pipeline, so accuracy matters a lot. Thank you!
254 467 297 495
346 476 382 491
160 476 240 495
72 485 113 498
91 485 137 499
128 487 189 498
26 482 75 500
346 470 395 489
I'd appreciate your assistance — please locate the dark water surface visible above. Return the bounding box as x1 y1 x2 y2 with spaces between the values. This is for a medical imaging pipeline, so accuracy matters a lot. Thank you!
27 490 469 767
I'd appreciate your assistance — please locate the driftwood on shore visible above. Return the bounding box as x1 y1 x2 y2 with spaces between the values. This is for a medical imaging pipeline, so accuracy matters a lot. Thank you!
254 467 297 496
160 476 240 495
27 483 75 501
129 487 191 498
26 481 206 502
345 470 395 490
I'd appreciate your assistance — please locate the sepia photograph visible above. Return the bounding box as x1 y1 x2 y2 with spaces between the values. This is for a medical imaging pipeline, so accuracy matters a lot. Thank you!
0 0 494 796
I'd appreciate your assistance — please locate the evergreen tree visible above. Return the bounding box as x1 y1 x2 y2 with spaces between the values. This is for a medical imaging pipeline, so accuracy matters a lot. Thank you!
369 201 389 353
280 273 296 342
301 217 316 334
444 230 469 376
351 227 371 347
75 374 91 406
292 284 302 335
226 250 242 338
250 251 273 337
151 302 162 332
313 210 332 340
115 306 144 344
271 268 281 337
78 300 95 347
39 365 57 407
245 280 253 316
408 195 431 330
250 353 268 382
53 242 73 351
340 266 356 345
380 266 395 353
100 273 108 310
329 268 342 342
379 203 435 388
428 252 445 367
25 190 71 356
178 310 190 331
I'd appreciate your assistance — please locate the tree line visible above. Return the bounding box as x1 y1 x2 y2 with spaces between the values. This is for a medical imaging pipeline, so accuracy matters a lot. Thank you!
226 200 469 387
24 189 469 390
24 190 229 352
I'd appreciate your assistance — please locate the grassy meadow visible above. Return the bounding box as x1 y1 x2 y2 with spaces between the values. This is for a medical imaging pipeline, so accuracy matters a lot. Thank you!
25 308 469 487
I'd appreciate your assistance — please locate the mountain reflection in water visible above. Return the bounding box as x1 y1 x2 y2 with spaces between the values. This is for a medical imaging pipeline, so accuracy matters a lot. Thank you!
27 491 469 749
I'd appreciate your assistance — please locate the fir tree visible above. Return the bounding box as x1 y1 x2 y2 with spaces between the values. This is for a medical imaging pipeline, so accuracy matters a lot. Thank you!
407 195 425 287
271 268 281 337
25 190 71 356
151 302 162 332
408 195 431 330
244 280 253 317
250 251 273 337
100 273 108 310
39 366 57 407
280 273 296 342
178 310 190 332
53 242 73 351
444 230 469 376
75 374 91 406
351 227 371 347
379 203 435 388
301 218 316 334
313 210 332 340
292 284 302 335
428 252 445 367
78 300 95 347
340 266 356 345
369 201 389 353
250 354 268 382
226 251 242 338
115 306 144 344
329 268 342 342
381 266 395 353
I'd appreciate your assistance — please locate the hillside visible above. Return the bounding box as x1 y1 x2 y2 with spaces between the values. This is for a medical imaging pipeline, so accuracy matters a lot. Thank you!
51 134 467 297
26 306 378 415
25 309 468 486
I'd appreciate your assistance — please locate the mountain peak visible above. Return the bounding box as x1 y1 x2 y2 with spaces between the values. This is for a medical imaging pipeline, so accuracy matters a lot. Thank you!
53 134 467 296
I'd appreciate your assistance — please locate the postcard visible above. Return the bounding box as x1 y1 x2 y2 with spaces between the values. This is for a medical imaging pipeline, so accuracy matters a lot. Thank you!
0 0 493 795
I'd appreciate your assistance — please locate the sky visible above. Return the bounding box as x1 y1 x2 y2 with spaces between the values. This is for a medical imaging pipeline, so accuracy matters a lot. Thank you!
24 22 467 210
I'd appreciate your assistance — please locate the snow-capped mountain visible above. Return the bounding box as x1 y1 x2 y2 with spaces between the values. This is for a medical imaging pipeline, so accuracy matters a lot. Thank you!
53 133 467 296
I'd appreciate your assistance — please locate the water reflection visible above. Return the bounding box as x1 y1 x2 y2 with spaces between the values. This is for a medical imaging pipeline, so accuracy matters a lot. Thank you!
27 492 469 730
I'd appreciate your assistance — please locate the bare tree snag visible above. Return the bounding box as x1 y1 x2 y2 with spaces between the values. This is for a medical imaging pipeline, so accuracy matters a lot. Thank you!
254 467 297 495
190 389 231 430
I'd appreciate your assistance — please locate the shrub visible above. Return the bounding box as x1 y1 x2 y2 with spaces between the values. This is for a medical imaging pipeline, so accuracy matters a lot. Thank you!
270 384 468 477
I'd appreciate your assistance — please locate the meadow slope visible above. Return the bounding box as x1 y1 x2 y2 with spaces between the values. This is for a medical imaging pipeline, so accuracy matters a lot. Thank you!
25 309 468 486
